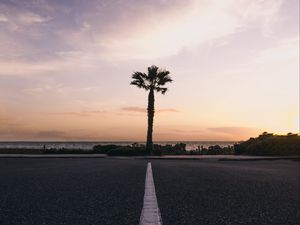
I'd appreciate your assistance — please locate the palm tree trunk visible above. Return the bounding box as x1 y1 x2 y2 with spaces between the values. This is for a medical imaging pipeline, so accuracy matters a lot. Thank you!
146 88 155 154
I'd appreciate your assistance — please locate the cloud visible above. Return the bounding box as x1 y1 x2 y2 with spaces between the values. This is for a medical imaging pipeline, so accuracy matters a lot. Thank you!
0 120 24 129
36 130 66 139
0 53 97 76
0 125 102 141
121 107 179 113
152 126 261 141
45 110 107 117
207 127 259 137
0 14 8 22
255 37 299 64
0 0 52 25
0 127 130 141
158 108 180 113
0 0 297 141
0 60 57 76
18 12 51 25
46 112 90 117
121 107 146 113
0 115 35 140
22 84 98 96
69 0 284 60
239 0 283 36
0 0 286 77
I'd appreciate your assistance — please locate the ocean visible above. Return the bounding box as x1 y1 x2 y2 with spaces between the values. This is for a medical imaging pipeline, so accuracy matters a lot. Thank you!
0 141 237 151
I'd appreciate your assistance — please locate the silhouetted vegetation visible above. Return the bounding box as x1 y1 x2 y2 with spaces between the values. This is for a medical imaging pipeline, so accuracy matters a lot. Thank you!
96 143 235 156
106 146 148 156
130 65 173 154
152 143 187 155
1 133 298 157
92 143 148 156
0 143 235 156
0 148 44 154
189 145 234 155
92 144 119 153
234 132 300 156
44 148 95 154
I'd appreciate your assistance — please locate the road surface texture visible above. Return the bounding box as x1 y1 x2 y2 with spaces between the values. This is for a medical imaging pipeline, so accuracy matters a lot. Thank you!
0 158 145 225
0 158 299 225
152 159 299 225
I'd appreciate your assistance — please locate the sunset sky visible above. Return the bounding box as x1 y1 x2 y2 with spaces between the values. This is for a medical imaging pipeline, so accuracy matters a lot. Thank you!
0 0 299 141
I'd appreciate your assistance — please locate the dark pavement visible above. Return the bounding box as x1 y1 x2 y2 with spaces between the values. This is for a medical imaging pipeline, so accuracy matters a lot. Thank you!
0 158 146 225
0 158 299 225
152 159 300 225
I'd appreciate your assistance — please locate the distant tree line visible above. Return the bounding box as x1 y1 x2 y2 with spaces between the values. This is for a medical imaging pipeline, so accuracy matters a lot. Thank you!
93 143 235 156
1 132 298 156
189 145 234 155
234 132 300 156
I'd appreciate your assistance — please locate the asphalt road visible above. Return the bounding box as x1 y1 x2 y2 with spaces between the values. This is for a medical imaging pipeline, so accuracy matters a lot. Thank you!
0 158 146 225
0 158 299 225
152 159 300 225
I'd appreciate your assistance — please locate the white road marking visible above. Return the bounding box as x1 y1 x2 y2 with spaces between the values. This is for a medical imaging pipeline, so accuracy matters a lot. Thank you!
139 162 163 225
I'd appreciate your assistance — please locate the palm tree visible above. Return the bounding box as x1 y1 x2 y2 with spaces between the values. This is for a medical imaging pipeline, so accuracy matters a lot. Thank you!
130 65 173 154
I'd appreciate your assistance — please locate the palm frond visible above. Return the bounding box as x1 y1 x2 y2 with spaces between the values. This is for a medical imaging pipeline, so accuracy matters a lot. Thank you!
130 71 148 89
155 87 168 94
147 65 159 82
157 70 172 85
130 66 173 94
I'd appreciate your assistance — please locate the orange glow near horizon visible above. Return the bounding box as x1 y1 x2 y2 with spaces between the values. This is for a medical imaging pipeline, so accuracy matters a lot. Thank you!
0 0 299 141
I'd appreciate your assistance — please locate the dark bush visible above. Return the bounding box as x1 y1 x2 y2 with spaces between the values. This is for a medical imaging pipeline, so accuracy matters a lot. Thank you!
207 145 222 155
44 148 89 154
0 148 44 154
92 144 119 153
234 132 300 156
153 145 163 156
107 146 147 156
159 143 188 155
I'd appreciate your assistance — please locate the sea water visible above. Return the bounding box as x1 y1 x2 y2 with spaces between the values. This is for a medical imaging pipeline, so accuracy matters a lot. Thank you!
0 141 236 151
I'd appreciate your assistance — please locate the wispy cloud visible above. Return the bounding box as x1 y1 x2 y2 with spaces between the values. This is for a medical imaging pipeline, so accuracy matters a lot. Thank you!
22 84 98 96
45 110 107 117
158 108 180 113
121 107 145 113
153 126 261 141
0 0 298 140
0 0 286 77
0 54 97 76
36 130 66 139
0 14 8 22
240 0 283 36
18 12 51 25
207 127 260 137
121 107 179 113
67 0 284 60
0 60 57 76
255 37 299 64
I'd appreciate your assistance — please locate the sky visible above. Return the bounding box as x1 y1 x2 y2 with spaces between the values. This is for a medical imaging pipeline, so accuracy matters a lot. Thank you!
0 0 299 141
